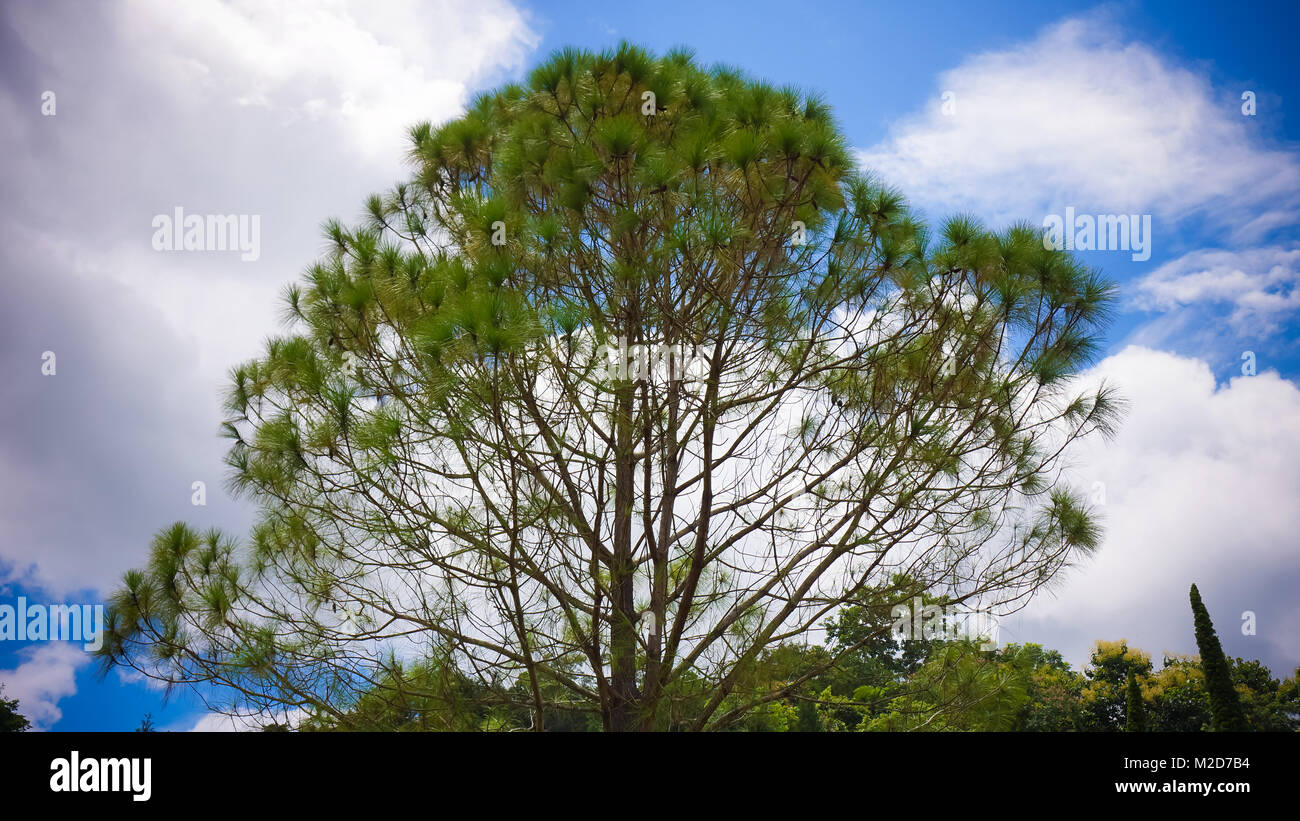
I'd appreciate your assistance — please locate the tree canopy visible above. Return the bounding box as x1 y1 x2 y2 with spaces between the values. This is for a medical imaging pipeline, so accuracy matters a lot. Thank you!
100 43 1122 731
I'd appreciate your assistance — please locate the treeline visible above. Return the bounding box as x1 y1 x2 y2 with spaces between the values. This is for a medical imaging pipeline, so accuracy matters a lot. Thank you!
9 582 1284 733
286 584 1297 732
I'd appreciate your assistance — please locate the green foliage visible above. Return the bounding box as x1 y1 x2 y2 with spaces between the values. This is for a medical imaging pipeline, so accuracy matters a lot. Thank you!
1144 655 1211 731
1229 657 1299 732
823 575 944 694
0 686 31 732
217 599 1299 733
302 657 505 732
99 43 1122 732
1189 584 1249 732
1080 639 1152 731
1002 643 1086 731
1125 670 1147 732
860 641 1028 731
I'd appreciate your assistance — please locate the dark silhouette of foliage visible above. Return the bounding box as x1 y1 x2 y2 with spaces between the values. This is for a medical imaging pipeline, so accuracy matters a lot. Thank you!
1124 669 1146 732
1189 584 1248 732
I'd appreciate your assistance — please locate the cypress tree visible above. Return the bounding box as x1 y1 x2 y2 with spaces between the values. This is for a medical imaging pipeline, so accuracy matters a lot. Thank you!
1124 669 1146 732
1189 584 1248 731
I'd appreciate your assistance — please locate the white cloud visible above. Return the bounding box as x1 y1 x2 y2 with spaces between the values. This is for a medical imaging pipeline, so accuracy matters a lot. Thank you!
119 0 538 161
1133 246 1300 336
0 0 540 598
0 643 90 730
185 713 247 732
182 707 306 732
858 14 1300 238
1009 346 1300 673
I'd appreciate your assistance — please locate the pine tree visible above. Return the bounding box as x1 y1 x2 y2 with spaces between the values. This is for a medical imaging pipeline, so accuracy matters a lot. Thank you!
1124 669 1146 732
1189 584 1248 731
99 44 1122 732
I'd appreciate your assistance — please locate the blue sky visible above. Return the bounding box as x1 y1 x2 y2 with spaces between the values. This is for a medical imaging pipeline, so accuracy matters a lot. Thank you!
2 0 1298 730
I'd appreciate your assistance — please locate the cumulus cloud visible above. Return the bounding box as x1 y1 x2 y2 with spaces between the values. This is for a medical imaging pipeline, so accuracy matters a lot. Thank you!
0 0 539 597
0 643 90 729
1133 246 1300 337
857 14 1300 239
181 709 305 732
1007 346 1300 675
184 713 250 732
118 0 538 161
